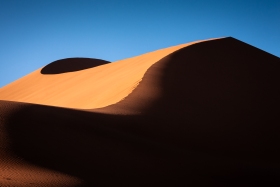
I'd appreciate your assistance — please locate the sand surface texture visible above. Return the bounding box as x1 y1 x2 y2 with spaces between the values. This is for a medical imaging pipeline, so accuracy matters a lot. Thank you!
0 37 280 186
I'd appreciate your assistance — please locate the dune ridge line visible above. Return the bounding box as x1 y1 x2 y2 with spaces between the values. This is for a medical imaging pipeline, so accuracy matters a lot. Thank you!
0 38 220 109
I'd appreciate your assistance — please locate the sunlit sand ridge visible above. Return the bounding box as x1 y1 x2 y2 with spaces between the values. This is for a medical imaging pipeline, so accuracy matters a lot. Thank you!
0 39 211 109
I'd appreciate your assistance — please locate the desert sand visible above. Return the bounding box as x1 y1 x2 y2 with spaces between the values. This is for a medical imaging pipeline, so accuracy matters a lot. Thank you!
0 37 280 186
0 39 210 109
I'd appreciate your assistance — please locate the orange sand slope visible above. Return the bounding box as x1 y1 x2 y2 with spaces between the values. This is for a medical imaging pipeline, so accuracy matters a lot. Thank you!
1 37 280 186
0 38 213 109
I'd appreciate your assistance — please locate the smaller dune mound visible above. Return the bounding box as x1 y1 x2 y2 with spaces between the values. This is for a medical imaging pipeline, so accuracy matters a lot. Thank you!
41 58 110 74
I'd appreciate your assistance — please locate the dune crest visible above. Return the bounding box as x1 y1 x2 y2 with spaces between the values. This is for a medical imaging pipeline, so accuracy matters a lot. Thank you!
0 38 216 109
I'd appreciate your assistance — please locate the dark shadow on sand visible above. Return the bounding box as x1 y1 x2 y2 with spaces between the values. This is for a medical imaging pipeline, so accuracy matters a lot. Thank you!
41 58 110 74
5 103 280 186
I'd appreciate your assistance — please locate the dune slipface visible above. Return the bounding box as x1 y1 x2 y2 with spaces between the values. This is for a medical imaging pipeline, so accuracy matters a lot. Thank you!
0 37 280 186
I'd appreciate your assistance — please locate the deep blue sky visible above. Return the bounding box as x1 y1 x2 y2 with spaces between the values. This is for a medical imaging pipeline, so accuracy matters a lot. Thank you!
0 0 279 87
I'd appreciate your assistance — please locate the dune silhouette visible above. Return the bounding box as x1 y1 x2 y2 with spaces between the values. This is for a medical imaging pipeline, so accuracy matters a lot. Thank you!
0 37 280 186
41 58 110 74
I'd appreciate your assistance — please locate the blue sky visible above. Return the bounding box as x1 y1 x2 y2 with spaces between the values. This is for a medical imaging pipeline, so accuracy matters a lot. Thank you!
0 0 279 88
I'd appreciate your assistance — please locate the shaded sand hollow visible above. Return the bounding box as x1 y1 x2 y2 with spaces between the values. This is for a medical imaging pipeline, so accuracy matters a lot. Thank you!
0 37 280 186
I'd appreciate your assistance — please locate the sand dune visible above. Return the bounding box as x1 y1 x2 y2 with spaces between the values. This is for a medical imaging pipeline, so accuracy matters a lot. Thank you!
1 37 280 186
0 39 211 109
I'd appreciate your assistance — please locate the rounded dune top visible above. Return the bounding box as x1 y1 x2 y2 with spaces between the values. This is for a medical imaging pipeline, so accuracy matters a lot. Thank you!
0 38 219 109
41 58 110 74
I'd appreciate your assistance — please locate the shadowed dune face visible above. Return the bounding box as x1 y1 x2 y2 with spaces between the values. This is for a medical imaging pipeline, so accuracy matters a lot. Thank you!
41 58 110 74
1 37 280 186
151 37 280 160
96 37 280 163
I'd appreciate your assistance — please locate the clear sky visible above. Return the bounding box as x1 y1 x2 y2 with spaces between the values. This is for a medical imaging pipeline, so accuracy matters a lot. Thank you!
0 0 279 88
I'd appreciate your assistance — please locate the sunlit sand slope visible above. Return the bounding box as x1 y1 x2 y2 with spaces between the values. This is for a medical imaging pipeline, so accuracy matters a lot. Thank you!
1 37 280 186
0 39 208 109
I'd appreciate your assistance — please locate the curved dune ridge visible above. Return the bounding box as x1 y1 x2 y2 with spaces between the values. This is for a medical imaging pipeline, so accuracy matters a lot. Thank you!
0 38 212 109
1 37 280 186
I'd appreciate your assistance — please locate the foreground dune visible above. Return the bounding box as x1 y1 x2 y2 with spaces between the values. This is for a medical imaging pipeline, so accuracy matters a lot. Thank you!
0 37 280 186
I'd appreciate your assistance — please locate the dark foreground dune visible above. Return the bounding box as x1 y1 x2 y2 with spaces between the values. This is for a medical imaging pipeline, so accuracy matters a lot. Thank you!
0 37 280 186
